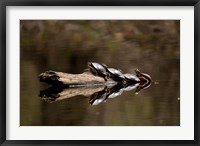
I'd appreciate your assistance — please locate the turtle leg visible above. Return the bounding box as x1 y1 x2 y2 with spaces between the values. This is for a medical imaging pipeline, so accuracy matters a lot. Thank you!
89 67 98 76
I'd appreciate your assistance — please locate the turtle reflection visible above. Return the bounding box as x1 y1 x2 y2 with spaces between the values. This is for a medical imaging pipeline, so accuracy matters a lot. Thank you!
89 83 142 106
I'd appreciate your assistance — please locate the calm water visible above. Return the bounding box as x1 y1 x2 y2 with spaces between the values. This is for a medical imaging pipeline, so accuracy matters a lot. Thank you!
20 20 180 126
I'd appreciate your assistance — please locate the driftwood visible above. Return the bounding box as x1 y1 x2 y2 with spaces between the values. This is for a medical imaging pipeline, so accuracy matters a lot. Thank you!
39 70 113 86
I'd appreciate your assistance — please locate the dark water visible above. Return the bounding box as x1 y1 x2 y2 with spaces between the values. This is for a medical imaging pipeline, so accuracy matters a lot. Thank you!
20 20 180 126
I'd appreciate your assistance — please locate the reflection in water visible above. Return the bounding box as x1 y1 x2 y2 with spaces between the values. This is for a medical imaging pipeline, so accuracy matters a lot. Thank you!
39 81 149 105
88 83 140 105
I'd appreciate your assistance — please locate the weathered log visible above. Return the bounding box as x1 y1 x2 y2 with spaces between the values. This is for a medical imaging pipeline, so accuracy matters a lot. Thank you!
39 70 116 86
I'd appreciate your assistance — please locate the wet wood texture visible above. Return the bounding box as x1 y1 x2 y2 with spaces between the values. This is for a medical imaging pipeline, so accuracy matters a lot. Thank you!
39 70 106 86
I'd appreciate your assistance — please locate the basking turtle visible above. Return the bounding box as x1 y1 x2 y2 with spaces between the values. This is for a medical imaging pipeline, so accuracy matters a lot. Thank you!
87 62 108 81
135 69 152 93
135 69 152 84
105 68 125 83
123 73 140 83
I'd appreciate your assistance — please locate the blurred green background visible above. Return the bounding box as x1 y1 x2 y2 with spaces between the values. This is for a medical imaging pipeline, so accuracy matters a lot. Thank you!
20 20 180 126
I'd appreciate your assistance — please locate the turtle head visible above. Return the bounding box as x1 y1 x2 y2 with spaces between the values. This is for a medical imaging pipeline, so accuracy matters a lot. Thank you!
87 62 97 75
135 69 141 76
87 62 95 70
87 62 92 67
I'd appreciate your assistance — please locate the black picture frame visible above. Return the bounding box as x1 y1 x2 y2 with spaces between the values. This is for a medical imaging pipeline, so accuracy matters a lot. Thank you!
0 0 199 145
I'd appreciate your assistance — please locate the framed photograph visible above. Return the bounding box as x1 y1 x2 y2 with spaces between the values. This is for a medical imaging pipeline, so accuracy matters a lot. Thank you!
0 0 199 145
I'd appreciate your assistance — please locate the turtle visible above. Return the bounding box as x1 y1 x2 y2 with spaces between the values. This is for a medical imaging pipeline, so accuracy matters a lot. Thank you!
104 67 125 83
135 69 152 93
87 62 108 81
135 69 152 84
123 73 140 83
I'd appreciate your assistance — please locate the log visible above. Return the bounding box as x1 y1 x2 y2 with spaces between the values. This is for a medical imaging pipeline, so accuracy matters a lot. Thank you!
39 70 116 86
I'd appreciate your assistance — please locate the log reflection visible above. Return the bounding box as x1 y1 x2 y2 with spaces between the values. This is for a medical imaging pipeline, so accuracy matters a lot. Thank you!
39 81 151 105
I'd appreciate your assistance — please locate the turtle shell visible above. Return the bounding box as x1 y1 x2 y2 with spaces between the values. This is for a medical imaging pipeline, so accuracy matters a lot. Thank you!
88 62 108 79
140 73 152 81
106 68 125 81
123 73 140 82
